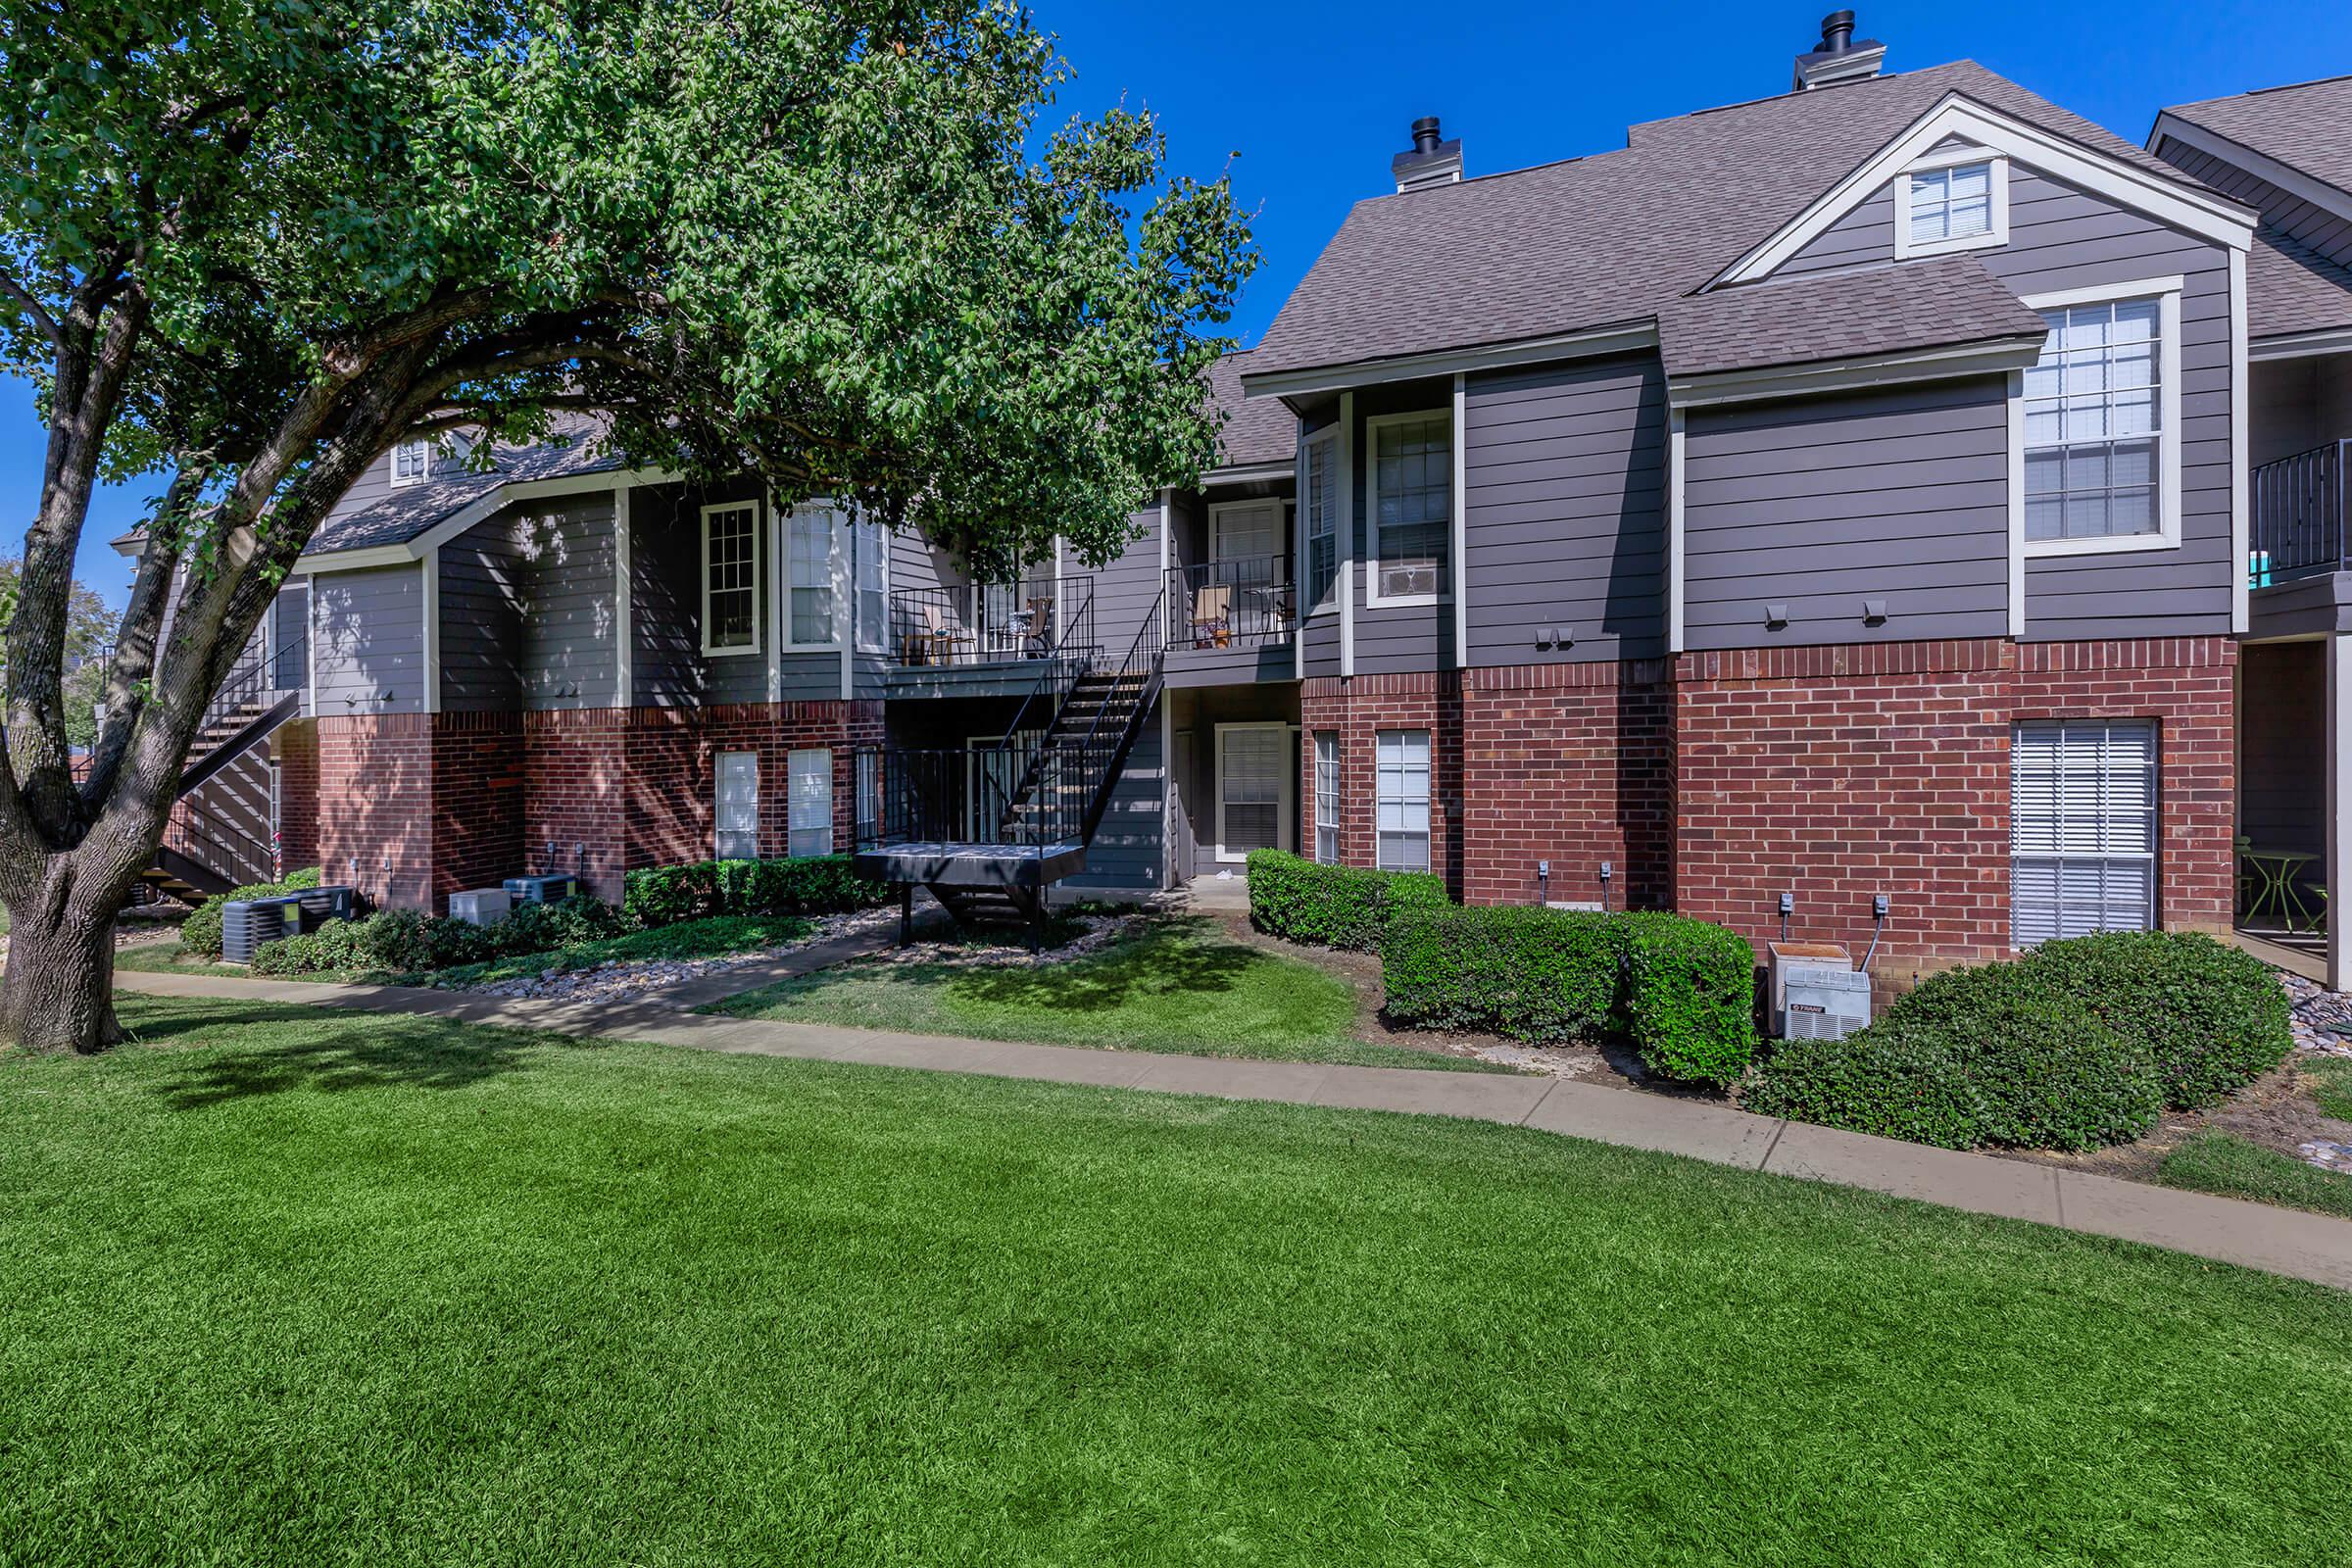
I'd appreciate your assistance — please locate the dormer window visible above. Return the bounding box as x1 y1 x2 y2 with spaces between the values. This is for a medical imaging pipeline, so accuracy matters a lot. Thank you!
1895 150 2008 259
389 438 433 487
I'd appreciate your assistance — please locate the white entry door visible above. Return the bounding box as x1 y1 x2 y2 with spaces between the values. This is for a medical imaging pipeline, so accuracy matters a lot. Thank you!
1216 723 1292 862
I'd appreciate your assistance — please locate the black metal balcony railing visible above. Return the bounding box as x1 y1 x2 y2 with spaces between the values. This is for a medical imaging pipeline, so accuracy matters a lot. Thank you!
887 575 1097 667
1163 555 1295 651
2250 439 2351 585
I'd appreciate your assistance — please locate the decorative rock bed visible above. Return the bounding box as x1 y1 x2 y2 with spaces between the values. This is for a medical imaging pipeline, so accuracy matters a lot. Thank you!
455 906 901 1003
2278 970 2352 1059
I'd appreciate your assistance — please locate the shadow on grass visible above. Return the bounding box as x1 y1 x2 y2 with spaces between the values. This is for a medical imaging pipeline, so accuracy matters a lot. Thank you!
129 1006 575 1109
940 922 1265 1016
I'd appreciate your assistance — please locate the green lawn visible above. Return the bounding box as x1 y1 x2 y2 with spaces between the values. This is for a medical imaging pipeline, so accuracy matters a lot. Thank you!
417 912 817 988
113 938 247 977
2312 1054 2352 1121
2 997 2347 1564
2159 1131 2352 1220
712 915 1486 1070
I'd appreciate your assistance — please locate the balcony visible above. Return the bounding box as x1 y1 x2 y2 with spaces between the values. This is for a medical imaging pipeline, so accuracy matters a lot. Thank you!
885 575 1098 697
2250 439 2351 585
1161 556 1296 687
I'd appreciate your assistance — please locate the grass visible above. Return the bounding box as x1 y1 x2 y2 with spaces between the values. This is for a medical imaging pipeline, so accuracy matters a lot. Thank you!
712 915 1491 1070
414 913 817 988
2311 1054 2352 1121
2158 1130 2352 1220
4 996 2349 1564
112 937 248 978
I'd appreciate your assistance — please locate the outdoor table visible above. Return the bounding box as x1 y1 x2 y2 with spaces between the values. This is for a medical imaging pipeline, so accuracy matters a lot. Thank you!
2241 845 2319 931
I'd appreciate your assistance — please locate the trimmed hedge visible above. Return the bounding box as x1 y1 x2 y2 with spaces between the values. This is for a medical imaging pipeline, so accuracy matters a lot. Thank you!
1746 961 2165 1152
251 895 628 976
622 856 888 928
1246 849 1448 953
182 865 319 957
2021 931 2290 1109
1380 904 1758 1087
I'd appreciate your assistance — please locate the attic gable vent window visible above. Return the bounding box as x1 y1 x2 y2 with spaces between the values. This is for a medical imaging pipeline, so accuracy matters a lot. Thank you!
1894 150 2008 259
389 438 433 487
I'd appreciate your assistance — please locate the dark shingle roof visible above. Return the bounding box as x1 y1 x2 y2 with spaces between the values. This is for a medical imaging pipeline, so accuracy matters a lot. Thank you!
1203 351 1295 470
1657 255 2048 380
306 429 620 556
2248 226 2352 340
1249 61 2225 382
2165 75 2352 199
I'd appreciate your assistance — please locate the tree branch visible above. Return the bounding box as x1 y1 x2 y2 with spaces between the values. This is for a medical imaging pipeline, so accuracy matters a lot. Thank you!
0 268 60 349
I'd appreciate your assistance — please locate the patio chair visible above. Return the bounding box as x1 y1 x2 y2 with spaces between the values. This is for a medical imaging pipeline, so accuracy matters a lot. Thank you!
907 602 976 667
1021 596 1055 657
1191 584 1232 649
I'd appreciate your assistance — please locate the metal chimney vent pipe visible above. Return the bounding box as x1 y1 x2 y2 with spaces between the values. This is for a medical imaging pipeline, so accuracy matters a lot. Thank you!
1411 116 1443 154
1819 10 1856 53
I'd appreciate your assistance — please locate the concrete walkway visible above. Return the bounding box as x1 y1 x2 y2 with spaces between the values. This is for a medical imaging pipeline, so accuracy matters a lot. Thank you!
113 968 2352 1293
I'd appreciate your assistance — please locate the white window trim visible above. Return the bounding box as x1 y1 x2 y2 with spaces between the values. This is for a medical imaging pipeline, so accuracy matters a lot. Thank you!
780 501 846 652
389 437 433 488
852 509 890 657
1362 407 1453 610
787 747 834 858
1298 424 1342 620
1213 721 1295 863
2009 275 2184 564
1312 730 1341 865
700 500 764 658
1893 148 2009 261
1208 498 1284 563
1373 727 1433 875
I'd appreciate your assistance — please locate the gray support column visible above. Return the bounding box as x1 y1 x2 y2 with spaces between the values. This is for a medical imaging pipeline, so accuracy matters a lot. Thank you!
2329 631 2352 992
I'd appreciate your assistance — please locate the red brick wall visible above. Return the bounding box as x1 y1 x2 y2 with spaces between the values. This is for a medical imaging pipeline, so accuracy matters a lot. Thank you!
272 719 319 872
1674 636 2235 985
1301 673 1465 895
318 714 436 910
430 712 526 909
524 709 629 899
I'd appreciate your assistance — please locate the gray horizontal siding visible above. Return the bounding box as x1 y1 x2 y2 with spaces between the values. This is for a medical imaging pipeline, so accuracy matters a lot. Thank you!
312 563 426 714
1980 166 2234 641
1351 381 1455 676
2158 139 2352 270
1683 379 2011 650
1780 183 1894 275
438 517 524 712
1464 353 1666 664
514 495 617 710
1079 510 1164 662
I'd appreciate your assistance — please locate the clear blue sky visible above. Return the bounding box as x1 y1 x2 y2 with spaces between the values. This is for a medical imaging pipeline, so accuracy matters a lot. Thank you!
9 0 2350 609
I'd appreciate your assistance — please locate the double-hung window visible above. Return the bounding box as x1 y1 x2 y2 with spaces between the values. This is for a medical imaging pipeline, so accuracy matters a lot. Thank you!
1375 729 1431 873
2021 287 2177 550
854 750 880 847
1366 413 1450 603
1300 428 1339 613
714 751 760 860
789 506 836 646
702 503 761 656
390 438 434 487
1897 153 2006 257
1313 732 1341 864
853 512 887 654
2011 719 2158 947
788 748 834 858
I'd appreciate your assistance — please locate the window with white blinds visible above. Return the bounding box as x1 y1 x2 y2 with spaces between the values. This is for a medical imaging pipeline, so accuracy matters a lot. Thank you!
1368 414 1451 603
714 751 760 860
1907 161 1992 245
2011 719 2157 947
789 508 835 646
854 513 887 653
703 503 761 655
1302 429 1338 612
788 748 833 858
1217 725 1286 861
1376 729 1431 873
855 749 880 847
1313 732 1340 864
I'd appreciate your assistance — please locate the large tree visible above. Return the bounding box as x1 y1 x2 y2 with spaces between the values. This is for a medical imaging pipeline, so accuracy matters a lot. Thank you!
0 0 1254 1052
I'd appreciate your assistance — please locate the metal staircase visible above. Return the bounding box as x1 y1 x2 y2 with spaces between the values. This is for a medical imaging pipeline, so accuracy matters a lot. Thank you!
855 582 1166 946
133 627 306 905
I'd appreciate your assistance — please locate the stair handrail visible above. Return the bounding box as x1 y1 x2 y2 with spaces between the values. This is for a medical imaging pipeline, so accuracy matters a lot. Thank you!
1062 585 1167 845
982 578 1097 849
160 792 276 890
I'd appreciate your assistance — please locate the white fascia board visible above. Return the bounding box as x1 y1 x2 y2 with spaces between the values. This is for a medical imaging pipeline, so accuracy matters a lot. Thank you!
420 548 443 715
2250 324 2352 362
1665 408 1687 656
1715 95 2258 288
2005 368 2027 637
1667 335 2046 409
2151 114 2352 230
1239 323 1658 401
293 466 676 574
2230 247 2251 636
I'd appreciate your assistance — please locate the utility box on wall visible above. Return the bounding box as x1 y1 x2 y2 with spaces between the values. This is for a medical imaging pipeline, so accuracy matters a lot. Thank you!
1768 941 1872 1040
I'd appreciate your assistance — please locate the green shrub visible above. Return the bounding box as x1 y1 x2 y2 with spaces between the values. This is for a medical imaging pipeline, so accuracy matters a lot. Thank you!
182 865 320 957
1746 962 2164 1152
1382 905 1620 1043
248 895 635 977
2020 931 2290 1109
1378 905 1756 1086
1617 911 1760 1088
622 856 887 928
1246 849 1448 952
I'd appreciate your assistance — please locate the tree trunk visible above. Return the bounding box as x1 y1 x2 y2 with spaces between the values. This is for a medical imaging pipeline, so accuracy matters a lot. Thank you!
0 868 130 1054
